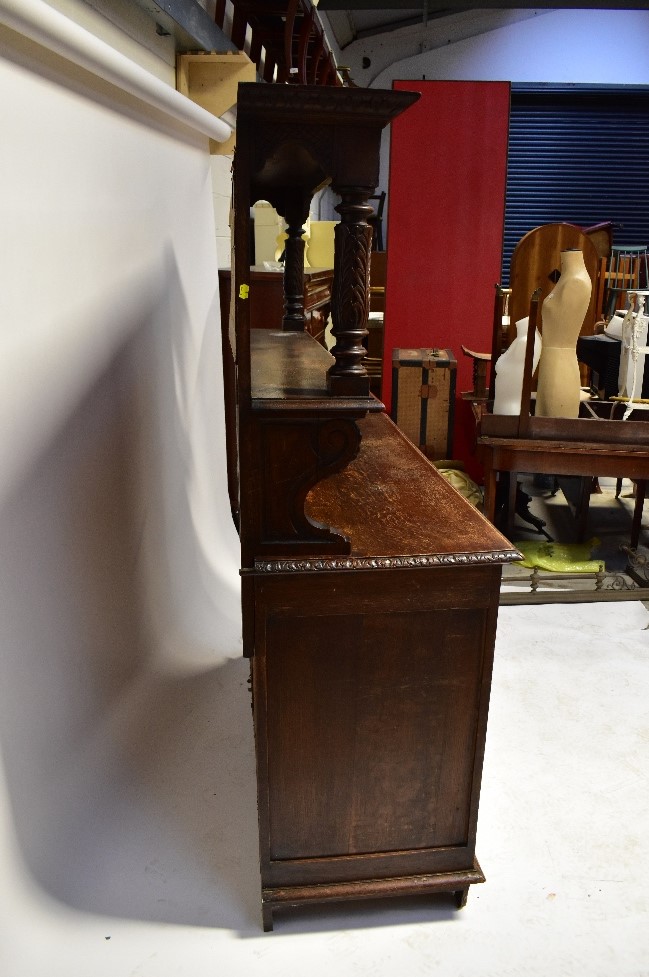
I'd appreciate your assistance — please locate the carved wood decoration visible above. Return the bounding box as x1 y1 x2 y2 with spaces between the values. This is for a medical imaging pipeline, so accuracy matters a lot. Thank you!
327 189 374 396
255 414 363 555
214 0 342 88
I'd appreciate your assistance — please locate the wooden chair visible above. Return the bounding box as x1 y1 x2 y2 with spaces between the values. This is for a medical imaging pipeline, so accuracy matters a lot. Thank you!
367 191 386 251
508 223 600 349
595 244 649 322
460 285 511 416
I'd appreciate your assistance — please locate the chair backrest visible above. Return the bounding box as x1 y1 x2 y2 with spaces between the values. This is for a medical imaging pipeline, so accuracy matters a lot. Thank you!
599 245 649 321
369 191 386 218
367 192 386 250
509 223 600 346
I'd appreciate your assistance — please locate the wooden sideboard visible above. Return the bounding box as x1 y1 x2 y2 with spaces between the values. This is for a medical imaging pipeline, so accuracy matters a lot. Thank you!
218 265 333 345
226 81 518 931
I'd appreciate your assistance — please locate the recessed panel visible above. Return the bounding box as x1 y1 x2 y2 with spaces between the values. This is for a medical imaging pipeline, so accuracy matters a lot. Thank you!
264 607 486 861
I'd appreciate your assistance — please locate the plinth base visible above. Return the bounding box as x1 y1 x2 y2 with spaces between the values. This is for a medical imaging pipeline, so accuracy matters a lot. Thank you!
260 861 485 932
327 372 371 397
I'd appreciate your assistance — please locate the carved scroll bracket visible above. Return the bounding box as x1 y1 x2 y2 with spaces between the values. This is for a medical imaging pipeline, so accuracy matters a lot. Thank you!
327 186 374 397
256 414 362 555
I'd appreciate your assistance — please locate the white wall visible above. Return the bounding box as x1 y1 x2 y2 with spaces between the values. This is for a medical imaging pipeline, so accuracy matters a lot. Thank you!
38 0 235 263
362 9 649 225
0 3 241 952
345 10 649 90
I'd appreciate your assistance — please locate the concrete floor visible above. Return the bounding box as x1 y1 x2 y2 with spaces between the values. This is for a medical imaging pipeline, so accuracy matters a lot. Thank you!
1 600 648 977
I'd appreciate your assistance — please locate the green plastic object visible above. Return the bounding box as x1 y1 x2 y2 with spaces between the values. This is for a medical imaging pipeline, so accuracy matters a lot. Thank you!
514 538 603 573
436 467 483 508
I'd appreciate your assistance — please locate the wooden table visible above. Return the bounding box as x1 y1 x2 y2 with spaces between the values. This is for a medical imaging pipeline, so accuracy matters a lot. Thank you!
478 416 649 545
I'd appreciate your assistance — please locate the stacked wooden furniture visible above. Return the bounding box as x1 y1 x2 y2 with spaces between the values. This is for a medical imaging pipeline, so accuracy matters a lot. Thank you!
218 265 333 344
214 0 340 86
226 82 519 931
476 294 649 548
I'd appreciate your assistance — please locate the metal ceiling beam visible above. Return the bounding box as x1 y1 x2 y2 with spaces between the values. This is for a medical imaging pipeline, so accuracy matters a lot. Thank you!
319 1 421 7
130 0 236 52
320 1 649 9
319 1 422 9
353 8 469 40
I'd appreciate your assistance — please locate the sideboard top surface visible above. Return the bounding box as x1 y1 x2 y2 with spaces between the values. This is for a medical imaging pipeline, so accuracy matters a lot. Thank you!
304 412 519 565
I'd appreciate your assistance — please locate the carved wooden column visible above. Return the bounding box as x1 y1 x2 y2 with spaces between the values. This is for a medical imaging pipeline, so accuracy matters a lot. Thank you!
327 187 373 397
282 197 310 330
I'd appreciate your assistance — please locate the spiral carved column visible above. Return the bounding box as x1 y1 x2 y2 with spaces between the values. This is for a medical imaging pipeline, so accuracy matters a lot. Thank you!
327 187 373 396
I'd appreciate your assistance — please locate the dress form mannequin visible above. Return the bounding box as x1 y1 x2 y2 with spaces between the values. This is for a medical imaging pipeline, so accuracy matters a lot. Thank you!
493 315 542 415
535 249 591 418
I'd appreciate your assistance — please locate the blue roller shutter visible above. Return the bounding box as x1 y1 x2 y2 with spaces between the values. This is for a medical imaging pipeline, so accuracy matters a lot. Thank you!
502 85 649 283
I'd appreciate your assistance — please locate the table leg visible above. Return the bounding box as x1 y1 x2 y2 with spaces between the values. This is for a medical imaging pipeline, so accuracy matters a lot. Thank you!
483 462 497 524
631 479 646 549
506 471 518 540
575 476 592 542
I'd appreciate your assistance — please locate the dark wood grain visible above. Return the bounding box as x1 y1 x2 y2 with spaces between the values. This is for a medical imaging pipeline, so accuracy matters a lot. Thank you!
305 412 515 561
265 607 487 858
251 329 378 408
233 86 419 564
327 189 374 396
252 562 503 909
480 412 649 445
265 866 485 906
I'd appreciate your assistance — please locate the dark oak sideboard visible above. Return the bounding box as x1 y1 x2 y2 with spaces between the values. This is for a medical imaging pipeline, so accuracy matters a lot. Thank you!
225 82 519 931
251 408 516 928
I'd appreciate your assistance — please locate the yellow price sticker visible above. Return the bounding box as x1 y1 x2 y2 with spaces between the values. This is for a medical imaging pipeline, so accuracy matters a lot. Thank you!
239 284 250 300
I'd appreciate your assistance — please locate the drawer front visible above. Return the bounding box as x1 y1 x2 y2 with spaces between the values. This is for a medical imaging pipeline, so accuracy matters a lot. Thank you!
304 283 332 310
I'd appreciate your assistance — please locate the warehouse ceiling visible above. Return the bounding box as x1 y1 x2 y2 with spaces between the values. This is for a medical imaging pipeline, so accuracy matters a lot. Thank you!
317 2 645 50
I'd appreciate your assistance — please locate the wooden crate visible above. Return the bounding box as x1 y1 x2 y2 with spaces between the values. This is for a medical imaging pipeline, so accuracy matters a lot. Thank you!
391 348 456 460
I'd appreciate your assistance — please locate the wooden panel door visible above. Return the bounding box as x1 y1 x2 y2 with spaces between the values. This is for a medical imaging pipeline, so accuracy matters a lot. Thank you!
264 607 486 860
252 564 501 899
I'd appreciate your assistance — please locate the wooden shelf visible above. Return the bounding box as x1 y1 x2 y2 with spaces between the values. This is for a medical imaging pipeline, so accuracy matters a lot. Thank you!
250 330 381 411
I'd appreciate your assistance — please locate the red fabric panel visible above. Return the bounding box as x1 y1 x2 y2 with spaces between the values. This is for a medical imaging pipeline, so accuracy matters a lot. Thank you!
384 80 510 480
